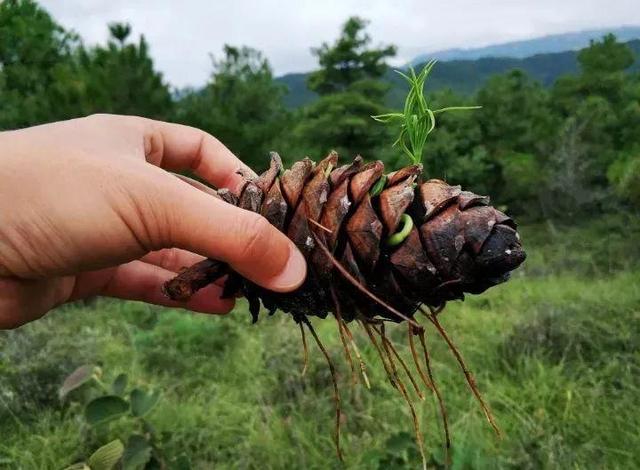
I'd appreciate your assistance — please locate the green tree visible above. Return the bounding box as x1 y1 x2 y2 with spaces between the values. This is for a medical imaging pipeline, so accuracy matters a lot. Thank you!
0 0 81 129
416 88 490 191
75 23 173 119
307 17 396 96
552 34 634 116
477 70 557 158
618 74 640 149
175 45 290 170
608 150 640 208
293 17 396 159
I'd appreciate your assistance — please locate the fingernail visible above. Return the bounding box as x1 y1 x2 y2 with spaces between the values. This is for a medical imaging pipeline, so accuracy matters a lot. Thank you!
269 243 307 292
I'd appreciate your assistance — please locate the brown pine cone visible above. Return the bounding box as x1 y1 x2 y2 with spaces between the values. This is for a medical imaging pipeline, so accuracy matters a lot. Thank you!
163 151 526 324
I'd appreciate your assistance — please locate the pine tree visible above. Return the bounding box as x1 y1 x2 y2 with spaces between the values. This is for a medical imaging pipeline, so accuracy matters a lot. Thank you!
293 17 396 158
175 46 290 171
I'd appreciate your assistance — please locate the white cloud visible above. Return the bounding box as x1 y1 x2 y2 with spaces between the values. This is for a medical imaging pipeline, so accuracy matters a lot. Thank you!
39 0 640 88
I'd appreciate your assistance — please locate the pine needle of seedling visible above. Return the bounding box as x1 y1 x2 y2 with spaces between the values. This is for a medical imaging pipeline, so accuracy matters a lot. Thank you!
372 59 481 167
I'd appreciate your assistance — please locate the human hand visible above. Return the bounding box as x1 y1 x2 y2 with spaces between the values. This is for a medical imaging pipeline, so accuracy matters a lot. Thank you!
0 114 307 329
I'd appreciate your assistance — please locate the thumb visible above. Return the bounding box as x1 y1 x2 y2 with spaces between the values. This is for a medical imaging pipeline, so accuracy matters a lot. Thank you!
153 172 307 293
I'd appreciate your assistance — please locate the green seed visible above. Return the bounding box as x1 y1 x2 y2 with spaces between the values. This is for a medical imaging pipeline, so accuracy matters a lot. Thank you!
386 214 414 246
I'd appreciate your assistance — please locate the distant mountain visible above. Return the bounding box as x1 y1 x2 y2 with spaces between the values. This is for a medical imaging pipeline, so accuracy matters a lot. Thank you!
277 38 640 109
276 72 316 110
409 26 640 65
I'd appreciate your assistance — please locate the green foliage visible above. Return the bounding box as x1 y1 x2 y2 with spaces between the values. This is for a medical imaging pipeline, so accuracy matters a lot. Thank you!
86 439 125 470
112 373 128 396
176 45 290 170
292 17 396 159
477 70 557 157
85 396 130 425
0 0 80 129
0 4 171 128
578 33 635 78
291 88 391 158
73 23 173 119
608 150 640 207
122 435 152 469
281 39 640 109
55 361 171 469
553 34 635 116
499 153 543 214
130 388 160 417
307 17 396 96
0 314 105 416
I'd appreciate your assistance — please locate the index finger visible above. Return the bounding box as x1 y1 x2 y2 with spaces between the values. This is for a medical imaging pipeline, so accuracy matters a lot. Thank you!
142 118 256 194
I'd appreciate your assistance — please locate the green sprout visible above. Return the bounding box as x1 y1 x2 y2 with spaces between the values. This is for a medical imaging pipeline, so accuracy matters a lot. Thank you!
372 60 480 246
386 214 414 246
372 59 481 166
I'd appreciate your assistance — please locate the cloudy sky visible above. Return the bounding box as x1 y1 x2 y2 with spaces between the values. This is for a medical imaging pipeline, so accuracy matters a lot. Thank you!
40 0 639 88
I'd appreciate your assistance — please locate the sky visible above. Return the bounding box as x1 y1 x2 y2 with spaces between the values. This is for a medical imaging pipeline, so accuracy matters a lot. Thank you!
40 0 640 89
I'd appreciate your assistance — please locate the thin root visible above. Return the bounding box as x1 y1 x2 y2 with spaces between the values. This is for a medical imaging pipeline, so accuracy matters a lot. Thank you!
329 287 357 386
308 217 333 234
303 318 344 461
421 306 501 438
361 320 396 389
417 326 451 462
373 325 424 401
310 231 421 329
380 323 427 470
342 321 371 389
298 321 308 376
408 324 433 392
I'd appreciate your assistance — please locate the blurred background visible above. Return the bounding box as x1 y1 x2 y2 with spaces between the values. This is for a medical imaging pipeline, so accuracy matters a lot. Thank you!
1 0 639 468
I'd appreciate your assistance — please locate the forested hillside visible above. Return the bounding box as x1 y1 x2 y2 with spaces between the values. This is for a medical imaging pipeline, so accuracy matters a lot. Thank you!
279 39 640 108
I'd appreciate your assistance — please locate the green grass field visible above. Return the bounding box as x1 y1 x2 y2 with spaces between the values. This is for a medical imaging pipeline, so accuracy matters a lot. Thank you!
1 215 639 469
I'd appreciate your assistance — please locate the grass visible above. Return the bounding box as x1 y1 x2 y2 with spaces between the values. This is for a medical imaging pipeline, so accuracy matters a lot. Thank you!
1 215 639 469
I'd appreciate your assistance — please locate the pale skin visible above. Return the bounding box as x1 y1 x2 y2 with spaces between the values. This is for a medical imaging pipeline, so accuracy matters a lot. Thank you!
0 114 307 329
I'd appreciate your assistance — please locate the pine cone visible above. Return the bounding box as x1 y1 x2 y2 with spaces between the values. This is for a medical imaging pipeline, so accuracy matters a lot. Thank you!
164 152 526 324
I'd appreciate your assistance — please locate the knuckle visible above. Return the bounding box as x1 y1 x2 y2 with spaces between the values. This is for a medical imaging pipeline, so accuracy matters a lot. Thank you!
237 214 273 261
117 187 171 252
